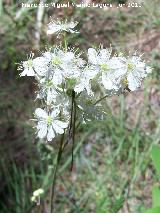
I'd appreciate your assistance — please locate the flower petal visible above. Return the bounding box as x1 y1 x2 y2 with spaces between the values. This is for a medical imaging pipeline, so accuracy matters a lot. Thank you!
33 57 48 76
88 48 98 64
102 74 116 90
54 120 68 129
37 123 47 139
63 52 74 61
47 126 55 141
52 123 64 134
99 49 111 61
47 24 61 34
127 72 141 91
51 109 60 118
74 82 85 93
35 108 48 119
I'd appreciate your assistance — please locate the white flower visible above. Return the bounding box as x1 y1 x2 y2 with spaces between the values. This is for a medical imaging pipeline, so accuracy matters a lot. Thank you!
33 188 44 197
37 78 59 105
88 48 112 65
31 188 44 203
19 53 48 77
120 55 152 91
87 48 126 91
42 50 70 87
47 19 78 35
35 108 68 141
101 57 126 90
42 49 83 87
74 66 97 95
46 88 58 105
54 91 71 118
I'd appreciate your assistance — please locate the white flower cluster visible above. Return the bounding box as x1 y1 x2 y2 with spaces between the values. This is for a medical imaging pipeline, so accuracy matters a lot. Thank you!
47 19 79 35
19 19 152 142
31 188 44 202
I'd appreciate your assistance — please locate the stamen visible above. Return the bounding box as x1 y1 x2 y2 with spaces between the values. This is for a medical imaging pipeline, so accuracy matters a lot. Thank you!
122 78 128 86
46 80 53 87
100 64 109 72
27 59 33 68
52 57 61 65
127 63 135 71
47 116 53 125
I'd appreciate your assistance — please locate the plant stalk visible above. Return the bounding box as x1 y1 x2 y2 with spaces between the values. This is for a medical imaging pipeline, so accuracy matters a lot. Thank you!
50 133 64 213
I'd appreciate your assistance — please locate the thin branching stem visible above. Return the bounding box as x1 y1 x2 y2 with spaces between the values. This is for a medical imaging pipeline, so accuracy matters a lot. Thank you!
71 90 76 171
50 133 64 213
63 90 75 150
93 94 108 105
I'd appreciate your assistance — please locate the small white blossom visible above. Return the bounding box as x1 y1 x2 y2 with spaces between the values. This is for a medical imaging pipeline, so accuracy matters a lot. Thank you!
37 78 59 105
31 188 44 203
88 48 112 65
35 108 68 141
54 91 71 118
101 57 126 90
33 188 44 197
47 19 78 35
74 66 97 95
120 55 152 91
19 53 48 77
42 49 83 87
87 48 126 91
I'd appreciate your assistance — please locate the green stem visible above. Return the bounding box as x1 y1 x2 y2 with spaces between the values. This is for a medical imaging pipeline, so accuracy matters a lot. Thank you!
63 32 67 51
50 133 64 213
61 90 76 170
93 94 108 106
71 91 76 171
63 90 75 150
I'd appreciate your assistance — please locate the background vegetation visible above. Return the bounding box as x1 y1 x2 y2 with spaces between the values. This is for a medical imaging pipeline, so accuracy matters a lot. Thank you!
0 0 160 212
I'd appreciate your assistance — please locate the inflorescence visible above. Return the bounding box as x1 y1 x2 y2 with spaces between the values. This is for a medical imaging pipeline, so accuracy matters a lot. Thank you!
19 19 152 142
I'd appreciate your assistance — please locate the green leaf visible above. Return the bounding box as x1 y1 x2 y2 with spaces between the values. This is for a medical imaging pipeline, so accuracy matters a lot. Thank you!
145 207 160 213
152 186 160 207
111 196 125 213
151 146 160 175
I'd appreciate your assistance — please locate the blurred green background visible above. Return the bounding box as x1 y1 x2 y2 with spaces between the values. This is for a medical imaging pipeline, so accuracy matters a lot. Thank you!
0 0 160 212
